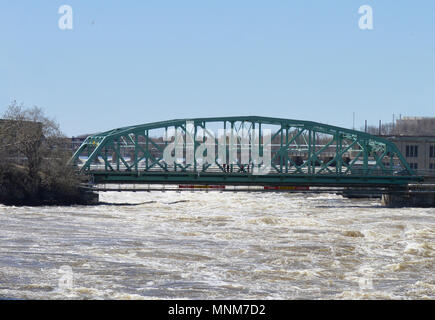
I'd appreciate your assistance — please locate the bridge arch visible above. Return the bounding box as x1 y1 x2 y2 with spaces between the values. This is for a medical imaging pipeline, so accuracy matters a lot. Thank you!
70 116 419 186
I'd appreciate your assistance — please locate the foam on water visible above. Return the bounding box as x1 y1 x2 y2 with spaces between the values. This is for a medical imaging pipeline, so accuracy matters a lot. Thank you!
0 191 433 299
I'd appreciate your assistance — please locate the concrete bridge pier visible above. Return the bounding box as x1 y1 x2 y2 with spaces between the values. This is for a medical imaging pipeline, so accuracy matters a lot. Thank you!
382 185 435 208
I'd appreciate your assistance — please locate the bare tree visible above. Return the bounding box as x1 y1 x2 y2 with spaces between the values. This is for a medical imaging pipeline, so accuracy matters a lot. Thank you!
0 101 84 204
1 101 63 182
395 118 435 135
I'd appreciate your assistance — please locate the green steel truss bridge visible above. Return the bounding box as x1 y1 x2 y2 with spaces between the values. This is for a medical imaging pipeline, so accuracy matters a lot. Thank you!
70 116 421 188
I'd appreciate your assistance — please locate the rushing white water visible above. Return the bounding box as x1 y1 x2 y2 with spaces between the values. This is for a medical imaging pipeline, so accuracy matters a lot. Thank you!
0 191 434 299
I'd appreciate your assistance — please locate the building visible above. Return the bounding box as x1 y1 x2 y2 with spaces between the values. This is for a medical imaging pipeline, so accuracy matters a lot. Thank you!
394 117 435 136
0 119 43 163
71 136 87 152
384 136 435 172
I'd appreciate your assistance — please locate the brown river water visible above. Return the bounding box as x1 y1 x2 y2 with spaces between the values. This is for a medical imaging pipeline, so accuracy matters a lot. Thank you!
0 192 434 299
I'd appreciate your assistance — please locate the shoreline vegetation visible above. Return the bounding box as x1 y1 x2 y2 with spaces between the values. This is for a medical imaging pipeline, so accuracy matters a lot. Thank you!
0 101 97 206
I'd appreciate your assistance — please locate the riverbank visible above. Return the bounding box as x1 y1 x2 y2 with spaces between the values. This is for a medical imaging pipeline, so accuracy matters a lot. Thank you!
0 165 98 206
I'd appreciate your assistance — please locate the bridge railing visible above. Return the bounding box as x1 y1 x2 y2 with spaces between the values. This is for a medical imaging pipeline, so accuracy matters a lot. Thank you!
77 159 404 177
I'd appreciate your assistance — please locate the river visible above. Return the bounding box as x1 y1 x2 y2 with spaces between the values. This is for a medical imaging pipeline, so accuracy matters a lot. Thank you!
0 191 433 299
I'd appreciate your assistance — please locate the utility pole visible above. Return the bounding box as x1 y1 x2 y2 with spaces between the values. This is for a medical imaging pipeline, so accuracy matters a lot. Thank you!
353 112 355 130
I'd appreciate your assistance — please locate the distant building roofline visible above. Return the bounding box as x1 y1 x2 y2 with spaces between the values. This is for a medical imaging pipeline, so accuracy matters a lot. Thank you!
380 135 435 138
379 135 435 142
399 116 435 121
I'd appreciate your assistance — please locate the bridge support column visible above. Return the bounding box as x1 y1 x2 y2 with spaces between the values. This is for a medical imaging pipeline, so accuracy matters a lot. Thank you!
382 185 435 208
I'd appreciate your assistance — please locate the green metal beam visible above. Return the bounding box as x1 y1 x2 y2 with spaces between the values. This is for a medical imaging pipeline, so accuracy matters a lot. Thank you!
70 116 421 187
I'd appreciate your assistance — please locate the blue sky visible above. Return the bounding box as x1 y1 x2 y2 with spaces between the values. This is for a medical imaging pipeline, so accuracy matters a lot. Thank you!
1 1 434 136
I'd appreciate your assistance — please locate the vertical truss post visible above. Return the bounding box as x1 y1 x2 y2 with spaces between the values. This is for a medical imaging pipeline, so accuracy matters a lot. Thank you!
250 121 254 170
104 147 108 171
174 125 178 172
223 121 227 170
194 122 199 172
116 139 120 171
363 139 368 175
201 121 207 172
307 129 312 174
285 126 289 173
280 125 284 174
312 130 316 174
258 122 262 173
230 121 235 172
335 133 340 174
145 130 149 171
134 134 138 173
164 126 168 171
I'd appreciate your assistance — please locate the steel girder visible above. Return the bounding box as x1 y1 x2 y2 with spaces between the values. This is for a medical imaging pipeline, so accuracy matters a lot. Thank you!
70 116 420 186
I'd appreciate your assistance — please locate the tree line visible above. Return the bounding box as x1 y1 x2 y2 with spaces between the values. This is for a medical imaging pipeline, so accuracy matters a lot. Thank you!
363 118 435 136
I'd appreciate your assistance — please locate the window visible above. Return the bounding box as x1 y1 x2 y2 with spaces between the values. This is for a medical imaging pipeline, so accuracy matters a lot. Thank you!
409 163 418 170
406 145 418 158
430 146 435 158
430 163 435 170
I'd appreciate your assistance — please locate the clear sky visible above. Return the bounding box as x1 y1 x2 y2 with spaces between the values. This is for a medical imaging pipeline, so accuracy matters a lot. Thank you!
1 1 434 136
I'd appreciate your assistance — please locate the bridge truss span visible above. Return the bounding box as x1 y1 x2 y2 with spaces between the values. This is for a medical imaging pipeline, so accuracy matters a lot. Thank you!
70 116 421 186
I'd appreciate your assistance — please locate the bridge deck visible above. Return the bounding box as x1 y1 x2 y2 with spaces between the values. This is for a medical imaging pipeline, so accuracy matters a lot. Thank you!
89 170 419 187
